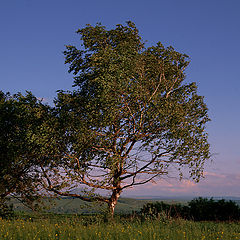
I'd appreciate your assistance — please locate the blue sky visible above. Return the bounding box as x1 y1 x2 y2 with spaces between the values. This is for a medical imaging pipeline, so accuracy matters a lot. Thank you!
1 0 239 197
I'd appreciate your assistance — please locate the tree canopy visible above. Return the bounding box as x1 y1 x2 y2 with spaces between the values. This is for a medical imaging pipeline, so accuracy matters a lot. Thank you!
0 22 210 217
0 91 62 209
42 21 210 216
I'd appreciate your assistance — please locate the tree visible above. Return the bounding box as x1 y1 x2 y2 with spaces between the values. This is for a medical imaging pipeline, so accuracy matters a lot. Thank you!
0 91 61 210
42 21 210 217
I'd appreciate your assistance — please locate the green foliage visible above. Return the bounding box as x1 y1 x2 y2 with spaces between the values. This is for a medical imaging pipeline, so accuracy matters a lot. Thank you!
140 197 240 221
0 91 63 209
0 21 211 216
50 21 211 214
189 197 240 221
0 92 40 199
140 201 189 220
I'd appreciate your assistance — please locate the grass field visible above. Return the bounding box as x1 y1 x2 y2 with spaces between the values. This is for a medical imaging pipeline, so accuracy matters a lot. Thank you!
1 215 240 240
3 197 240 239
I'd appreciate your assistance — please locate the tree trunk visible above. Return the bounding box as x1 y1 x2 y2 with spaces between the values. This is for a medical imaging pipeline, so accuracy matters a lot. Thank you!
108 188 121 219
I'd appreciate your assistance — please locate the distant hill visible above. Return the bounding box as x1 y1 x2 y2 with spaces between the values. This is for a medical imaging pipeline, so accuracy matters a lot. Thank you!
9 196 240 214
124 195 240 201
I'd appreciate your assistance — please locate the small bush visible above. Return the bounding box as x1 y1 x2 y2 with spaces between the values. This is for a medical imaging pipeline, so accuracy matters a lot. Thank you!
140 201 188 220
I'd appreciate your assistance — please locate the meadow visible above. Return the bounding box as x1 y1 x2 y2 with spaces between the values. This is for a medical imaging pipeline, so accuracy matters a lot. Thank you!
1 214 240 240
1 197 240 240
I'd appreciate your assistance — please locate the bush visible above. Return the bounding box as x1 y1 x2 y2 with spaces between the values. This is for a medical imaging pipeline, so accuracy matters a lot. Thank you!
140 201 188 220
189 197 240 221
140 197 240 221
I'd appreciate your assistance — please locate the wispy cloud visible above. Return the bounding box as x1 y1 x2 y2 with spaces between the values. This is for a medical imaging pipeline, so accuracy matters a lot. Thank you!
125 171 240 197
203 171 226 178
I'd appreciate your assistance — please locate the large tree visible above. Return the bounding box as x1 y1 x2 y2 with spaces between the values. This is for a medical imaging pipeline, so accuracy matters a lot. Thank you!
42 21 210 217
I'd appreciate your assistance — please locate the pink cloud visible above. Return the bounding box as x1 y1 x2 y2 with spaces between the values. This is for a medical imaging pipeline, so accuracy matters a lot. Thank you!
203 171 226 178
124 171 240 197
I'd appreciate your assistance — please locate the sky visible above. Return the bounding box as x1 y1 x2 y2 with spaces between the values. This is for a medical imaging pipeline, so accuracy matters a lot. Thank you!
0 0 239 197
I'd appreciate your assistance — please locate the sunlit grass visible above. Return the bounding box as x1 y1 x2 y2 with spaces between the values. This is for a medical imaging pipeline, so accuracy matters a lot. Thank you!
0 216 240 239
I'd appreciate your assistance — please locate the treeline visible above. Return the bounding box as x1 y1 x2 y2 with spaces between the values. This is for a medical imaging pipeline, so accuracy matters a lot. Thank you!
140 197 240 221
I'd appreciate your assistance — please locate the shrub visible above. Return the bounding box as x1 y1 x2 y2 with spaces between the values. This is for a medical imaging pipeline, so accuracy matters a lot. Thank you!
140 197 240 221
189 197 240 221
140 201 188 220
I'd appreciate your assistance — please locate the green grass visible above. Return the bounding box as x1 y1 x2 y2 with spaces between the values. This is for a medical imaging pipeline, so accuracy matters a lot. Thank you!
1 215 240 240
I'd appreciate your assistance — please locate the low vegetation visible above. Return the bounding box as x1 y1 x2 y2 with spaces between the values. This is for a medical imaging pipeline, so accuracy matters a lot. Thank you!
0 197 240 239
140 197 240 221
0 214 240 240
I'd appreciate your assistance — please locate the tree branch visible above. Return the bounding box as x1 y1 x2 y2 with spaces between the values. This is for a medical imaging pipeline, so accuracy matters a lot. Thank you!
120 151 169 180
122 173 161 189
148 72 163 102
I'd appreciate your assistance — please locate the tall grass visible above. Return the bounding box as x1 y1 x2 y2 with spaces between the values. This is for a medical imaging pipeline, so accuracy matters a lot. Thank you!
0 215 240 240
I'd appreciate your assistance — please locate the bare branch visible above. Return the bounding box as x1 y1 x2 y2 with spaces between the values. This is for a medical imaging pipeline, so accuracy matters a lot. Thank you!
41 168 109 203
122 173 162 189
122 139 137 159
92 146 112 154
148 72 163 102
48 188 109 203
165 75 180 98
121 94 136 134
120 151 170 180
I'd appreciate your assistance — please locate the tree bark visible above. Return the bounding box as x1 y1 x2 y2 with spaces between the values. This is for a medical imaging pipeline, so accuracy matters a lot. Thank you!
108 187 122 218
